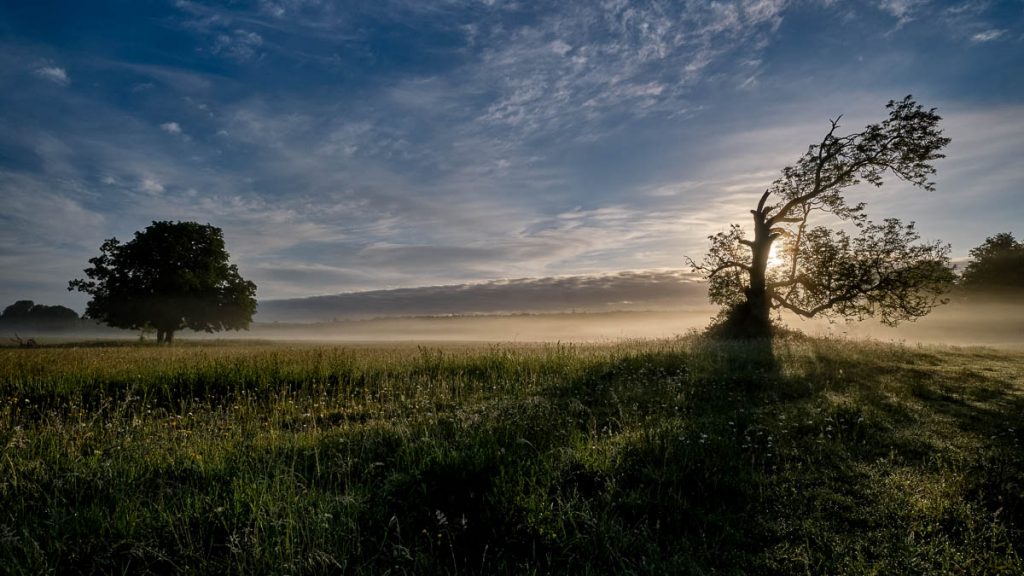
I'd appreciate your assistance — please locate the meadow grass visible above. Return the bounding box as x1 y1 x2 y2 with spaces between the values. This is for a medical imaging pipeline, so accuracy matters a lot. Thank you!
0 335 1021 574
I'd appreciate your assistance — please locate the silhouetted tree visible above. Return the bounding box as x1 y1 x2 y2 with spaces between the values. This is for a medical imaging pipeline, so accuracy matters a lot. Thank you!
691 96 955 338
1 300 79 329
959 232 1024 295
1 300 36 322
69 221 257 343
32 304 79 324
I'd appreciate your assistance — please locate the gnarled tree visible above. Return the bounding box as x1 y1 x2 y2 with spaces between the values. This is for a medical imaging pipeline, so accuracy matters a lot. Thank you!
691 96 955 338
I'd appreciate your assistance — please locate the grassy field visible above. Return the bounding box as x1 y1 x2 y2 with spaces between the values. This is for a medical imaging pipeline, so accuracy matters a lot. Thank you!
1 335 1022 574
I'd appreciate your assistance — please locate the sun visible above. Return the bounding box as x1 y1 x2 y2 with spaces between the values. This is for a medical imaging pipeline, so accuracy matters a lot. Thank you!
767 243 784 268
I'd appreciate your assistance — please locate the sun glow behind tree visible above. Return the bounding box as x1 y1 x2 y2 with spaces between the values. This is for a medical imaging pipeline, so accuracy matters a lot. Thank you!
691 97 956 338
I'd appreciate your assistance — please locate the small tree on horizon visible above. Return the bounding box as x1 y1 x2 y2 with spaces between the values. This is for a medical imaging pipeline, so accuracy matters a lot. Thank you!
691 96 955 338
958 232 1024 296
0 300 79 328
69 221 257 343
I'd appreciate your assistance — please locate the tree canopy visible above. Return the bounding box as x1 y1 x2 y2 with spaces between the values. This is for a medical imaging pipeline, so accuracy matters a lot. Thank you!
691 96 955 338
959 232 1024 295
69 221 257 343
0 300 79 328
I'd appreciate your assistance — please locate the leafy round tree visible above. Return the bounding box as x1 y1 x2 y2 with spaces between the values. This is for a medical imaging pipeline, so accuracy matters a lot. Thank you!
0 300 36 322
0 300 79 328
691 96 955 338
69 221 257 343
959 232 1024 296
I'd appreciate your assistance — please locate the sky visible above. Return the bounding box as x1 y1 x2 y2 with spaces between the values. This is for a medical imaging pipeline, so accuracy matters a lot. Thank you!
1 0 1022 311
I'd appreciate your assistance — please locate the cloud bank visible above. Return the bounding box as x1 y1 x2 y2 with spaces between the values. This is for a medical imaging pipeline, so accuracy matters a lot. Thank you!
257 270 707 322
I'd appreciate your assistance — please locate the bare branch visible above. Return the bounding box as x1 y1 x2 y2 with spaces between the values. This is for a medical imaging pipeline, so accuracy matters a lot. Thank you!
768 275 809 289
755 188 772 214
704 261 752 276
771 290 860 318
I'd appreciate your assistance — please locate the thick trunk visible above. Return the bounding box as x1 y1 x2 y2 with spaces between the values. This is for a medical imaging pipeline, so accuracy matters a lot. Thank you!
165 330 175 344
155 327 176 344
746 212 773 333
156 329 165 344
718 209 774 339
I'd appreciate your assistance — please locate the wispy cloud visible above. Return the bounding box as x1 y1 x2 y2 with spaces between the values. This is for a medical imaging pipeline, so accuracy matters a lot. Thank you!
938 1 1015 43
0 169 107 306
172 0 354 61
160 121 183 134
139 177 165 194
970 29 1005 43
463 1 790 141
876 0 926 26
1 0 1021 311
174 1 267 61
33 66 70 86
212 29 264 61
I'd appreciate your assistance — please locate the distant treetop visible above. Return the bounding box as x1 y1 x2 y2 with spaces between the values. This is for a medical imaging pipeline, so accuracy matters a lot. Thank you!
0 300 79 328
959 232 1024 295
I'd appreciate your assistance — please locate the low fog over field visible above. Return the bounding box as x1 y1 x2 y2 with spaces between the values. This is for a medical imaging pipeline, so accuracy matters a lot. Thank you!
247 271 1021 347
7 271 1019 347
246 303 1023 348
780 302 1022 348
250 270 714 342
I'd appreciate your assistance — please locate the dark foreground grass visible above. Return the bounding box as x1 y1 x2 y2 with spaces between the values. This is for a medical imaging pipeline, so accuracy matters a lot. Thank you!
0 335 1022 574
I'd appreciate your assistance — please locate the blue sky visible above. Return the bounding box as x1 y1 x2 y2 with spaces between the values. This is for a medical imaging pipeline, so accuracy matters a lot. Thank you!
1 0 1022 309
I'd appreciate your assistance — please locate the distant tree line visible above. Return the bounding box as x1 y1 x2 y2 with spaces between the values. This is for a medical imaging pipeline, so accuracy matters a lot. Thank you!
0 300 80 330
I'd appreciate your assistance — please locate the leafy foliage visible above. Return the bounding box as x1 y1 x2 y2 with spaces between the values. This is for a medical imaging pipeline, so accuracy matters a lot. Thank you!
775 219 954 325
692 96 954 336
0 300 79 328
959 232 1024 295
69 221 257 342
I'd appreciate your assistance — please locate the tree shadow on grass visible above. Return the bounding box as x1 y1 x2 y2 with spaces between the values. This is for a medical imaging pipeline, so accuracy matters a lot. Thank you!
357 338 790 574
11 338 1021 575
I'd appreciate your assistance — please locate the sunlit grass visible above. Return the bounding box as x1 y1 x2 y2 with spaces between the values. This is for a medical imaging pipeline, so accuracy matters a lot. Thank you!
0 336 1021 574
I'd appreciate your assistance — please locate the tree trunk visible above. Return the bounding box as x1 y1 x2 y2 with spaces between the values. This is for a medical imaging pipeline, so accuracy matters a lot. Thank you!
746 210 773 335
165 330 175 344
718 209 774 339
156 329 165 344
